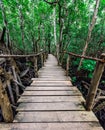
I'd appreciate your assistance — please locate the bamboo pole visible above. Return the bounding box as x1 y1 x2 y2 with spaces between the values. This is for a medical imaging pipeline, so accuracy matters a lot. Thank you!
86 53 105 111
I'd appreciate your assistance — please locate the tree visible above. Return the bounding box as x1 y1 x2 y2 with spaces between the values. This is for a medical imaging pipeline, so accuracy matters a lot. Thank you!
78 0 100 70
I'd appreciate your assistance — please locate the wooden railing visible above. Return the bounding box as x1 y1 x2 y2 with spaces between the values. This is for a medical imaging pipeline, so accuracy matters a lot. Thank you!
61 51 105 111
0 51 48 122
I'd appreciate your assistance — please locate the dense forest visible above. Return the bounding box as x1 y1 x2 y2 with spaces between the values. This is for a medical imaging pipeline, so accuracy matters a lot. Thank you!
0 0 105 129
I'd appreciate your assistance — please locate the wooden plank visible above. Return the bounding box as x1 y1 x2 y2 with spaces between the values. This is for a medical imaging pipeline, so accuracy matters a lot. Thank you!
39 75 67 77
40 70 64 71
0 123 103 130
14 111 98 122
30 84 74 88
32 81 71 83
22 90 82 96
25 86 78 91
18 96 85 103
0 54 102 130
31 78 69 81
31 83 72 86
39 69 65 71
17 102 85 111
40 67 63 69
32 80 71 82
30 85 73 87
31 81 72 86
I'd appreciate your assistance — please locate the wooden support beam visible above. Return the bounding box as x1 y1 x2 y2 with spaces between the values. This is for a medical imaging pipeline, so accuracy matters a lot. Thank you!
44 52 47 62
86 53 105 111
66 55 70 76
41 54 44 67
12 66 19 99
0 79 13 122
34 57 38 78
7 80 15 105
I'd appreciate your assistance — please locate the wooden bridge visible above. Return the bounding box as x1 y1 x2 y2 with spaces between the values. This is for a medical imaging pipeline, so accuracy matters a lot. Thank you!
0 54 103 130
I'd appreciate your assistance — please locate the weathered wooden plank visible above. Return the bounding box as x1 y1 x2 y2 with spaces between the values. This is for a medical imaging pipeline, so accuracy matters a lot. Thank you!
31 81 72 86
17 102 85 111
0 123 103 130
40 67 63 69
18 96 85 103
40 75 67 77
32 81 71 83
14 111 98 122
30 85 73 87
22 90 82 96
0 54 102 130
31 78 69 81
39 69 65 71
25 86 78 91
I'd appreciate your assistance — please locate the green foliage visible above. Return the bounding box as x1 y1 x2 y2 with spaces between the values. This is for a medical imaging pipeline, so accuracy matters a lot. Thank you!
26 62 32 67
72 58 80 66
72 76 77 83
0 0 105 56
81 60 96 78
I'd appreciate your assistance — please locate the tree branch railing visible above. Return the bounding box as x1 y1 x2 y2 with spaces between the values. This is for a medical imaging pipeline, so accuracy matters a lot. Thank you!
0 51 46 58
0 51 47 122
62 51 105 63
62 51 105 111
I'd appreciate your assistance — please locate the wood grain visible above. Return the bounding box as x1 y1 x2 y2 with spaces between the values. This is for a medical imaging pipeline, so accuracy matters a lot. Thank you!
0 54 103 130
17 102 85 111
25 86 77 91
18 96 85 103
22 90 82 96
14 111 98 122
0 123 103 130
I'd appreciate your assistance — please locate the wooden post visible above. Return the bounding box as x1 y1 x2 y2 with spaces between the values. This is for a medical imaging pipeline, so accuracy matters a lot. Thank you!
12 66 19 99
44 52 46 62
7 80 15 105
41 53 44 67
0 79 13 122
66 55 70 76
34 57 38 78
46 52 48 59
86 53 105 111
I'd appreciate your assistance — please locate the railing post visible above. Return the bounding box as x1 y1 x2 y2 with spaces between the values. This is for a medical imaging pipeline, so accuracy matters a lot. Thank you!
66 55 70 76
41 53 44 67
0 79 13 122
43 52 46 62
34 56 38 78
12 66 19 99
86 53 105 111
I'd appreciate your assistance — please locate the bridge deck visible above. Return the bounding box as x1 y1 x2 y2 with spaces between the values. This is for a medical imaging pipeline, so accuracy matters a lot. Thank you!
0 54 103 130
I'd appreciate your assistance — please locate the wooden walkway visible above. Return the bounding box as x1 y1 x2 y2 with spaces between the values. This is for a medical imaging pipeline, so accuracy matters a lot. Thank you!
0 54 103 130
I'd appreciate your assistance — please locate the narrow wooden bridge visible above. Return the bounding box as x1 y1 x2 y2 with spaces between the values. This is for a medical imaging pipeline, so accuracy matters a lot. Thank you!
0 54 103 130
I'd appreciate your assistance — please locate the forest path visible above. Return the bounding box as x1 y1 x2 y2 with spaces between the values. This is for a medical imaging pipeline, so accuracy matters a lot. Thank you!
0 54 103 130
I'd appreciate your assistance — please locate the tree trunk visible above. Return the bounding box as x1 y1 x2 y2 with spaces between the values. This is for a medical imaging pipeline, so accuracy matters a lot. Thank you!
78 0 100 70
53 7 57 55
0 0 10 53
16 1 25 52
